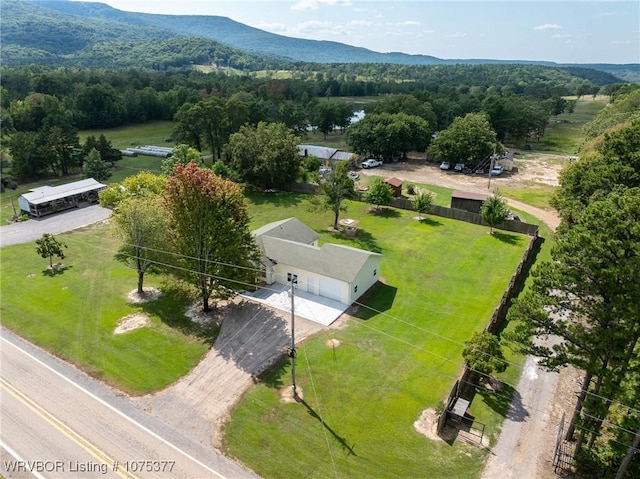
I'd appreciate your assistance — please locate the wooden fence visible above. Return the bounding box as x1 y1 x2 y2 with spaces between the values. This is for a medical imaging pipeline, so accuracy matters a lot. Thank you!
289 183 539 236
287 181 543 436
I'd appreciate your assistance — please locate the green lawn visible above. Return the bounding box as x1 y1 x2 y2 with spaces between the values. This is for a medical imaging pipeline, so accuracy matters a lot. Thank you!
518 96 609 155
225 192 531 479
501 183 557 210
0 222 209 394
78 121 176 150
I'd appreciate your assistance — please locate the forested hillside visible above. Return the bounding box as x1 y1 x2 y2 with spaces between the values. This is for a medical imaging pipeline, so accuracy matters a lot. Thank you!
1 0 635 82
1 0 287 70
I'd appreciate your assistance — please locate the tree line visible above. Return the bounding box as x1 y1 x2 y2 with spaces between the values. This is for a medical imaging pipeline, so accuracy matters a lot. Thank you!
2 64 620 182
507 87 640 478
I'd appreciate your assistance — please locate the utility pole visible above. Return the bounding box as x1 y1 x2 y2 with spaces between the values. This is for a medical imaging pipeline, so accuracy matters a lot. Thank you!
487 148 497 190
287 273 298 398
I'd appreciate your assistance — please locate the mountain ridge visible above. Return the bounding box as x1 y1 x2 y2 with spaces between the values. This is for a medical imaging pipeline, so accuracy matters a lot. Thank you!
3 0 637 81
27 0 636 69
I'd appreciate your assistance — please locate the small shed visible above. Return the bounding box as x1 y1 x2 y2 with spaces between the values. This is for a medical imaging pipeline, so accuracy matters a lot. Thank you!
451 190 489 214
385 177 403 197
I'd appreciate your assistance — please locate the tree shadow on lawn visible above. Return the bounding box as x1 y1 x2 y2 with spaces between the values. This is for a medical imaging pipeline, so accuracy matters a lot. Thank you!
474 382 529 422
417 216 444 227
42 264 73 277
491 231 524 245
348 281 398 321
369 207 401 218
139 281 205 334
328 228 382 254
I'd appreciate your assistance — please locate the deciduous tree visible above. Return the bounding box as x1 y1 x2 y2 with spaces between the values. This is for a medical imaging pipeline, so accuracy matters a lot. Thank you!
462 332 508 377
314 160 356 229
226 122 299 189
411 189 434 220
161 144 201 175
113 196 168 295
428 112 498 169
35 233 67 268
163 162 260 312
99 171 167 209
364 176 393 211
481 191 509 234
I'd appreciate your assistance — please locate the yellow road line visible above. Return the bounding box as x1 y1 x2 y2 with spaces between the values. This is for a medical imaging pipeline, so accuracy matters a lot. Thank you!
0 377 139 479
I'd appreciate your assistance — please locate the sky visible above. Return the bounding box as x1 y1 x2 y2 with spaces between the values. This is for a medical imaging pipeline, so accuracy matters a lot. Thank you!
70 0 640 64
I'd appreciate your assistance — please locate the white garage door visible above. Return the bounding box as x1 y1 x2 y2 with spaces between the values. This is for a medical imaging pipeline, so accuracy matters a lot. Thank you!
318 277 343 302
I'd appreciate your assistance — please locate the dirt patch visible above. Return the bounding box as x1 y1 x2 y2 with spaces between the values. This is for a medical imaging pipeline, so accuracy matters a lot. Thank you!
126 287 161 304
325 338 341 348
114 313 150 335
359 153 563 230
414 408 489 448
280 386 304 403
414 408 443 441
185 301 224 326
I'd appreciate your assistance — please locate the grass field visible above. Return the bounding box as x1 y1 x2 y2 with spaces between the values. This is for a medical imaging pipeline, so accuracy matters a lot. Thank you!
1 116 562 477
0 222 209 394
522 96 609 155
224 192 530 479
500 183 558 210
78 121 176 151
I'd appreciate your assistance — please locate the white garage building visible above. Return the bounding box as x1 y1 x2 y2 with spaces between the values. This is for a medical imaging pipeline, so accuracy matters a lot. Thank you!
254 218 382 305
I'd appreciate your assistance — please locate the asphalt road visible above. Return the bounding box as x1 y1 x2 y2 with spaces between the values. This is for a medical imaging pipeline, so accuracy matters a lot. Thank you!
0 328 260 479
0 206 112 248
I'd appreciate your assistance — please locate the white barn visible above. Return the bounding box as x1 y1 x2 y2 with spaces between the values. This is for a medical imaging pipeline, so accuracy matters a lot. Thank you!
254 218 382 305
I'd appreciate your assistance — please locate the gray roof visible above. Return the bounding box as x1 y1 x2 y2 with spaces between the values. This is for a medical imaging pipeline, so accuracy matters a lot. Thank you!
261 236 381 283
332 151 356 161
21 178 107 205
253 218 320 247
297 145 355 162
298 145 337 160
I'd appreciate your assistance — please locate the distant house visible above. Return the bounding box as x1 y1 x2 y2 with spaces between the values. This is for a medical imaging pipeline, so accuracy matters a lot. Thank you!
254 218 382 305
385 177 403 197
18 178 107 217
298 145 356 165
451 190 489 214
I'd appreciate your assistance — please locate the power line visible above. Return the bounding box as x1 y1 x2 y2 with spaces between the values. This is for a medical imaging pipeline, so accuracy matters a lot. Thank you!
61 228 638 416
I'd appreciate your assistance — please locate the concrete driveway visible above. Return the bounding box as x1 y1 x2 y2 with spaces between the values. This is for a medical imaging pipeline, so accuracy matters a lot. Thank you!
242 282 348 326
0 205 111 248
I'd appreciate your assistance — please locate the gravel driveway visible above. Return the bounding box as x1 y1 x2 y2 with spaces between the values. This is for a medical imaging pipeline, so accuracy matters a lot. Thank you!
0 205 112 248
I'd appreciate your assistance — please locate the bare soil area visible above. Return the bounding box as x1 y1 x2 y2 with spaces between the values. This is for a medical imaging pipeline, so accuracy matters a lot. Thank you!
359 151 568 230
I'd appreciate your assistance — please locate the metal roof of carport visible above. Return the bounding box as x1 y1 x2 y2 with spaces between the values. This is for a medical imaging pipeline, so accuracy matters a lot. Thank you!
21 178 107 205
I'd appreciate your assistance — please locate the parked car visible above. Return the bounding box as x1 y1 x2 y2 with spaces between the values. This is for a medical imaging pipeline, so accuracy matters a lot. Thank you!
491 165 504 176
439 161 450 170
454 163 466 172
361 159 383 169
319 166 332 176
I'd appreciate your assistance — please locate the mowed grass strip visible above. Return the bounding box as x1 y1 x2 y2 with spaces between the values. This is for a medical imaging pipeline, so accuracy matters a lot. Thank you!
225 192 529 479
0 223 208 395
